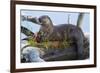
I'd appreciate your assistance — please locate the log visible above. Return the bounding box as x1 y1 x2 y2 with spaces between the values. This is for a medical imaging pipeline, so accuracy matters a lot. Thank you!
27 40 89 61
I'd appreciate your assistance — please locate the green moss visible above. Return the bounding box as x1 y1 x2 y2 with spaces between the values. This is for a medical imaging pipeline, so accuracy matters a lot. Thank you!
28 37 70 49
27 37 37 46
27 30 72 49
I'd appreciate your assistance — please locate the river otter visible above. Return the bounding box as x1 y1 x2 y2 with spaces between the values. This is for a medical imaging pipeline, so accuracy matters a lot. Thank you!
22 15 85 60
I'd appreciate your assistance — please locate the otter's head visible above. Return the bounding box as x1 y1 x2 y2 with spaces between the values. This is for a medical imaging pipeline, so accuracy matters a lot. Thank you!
39 15 53 27
37 16 54 42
